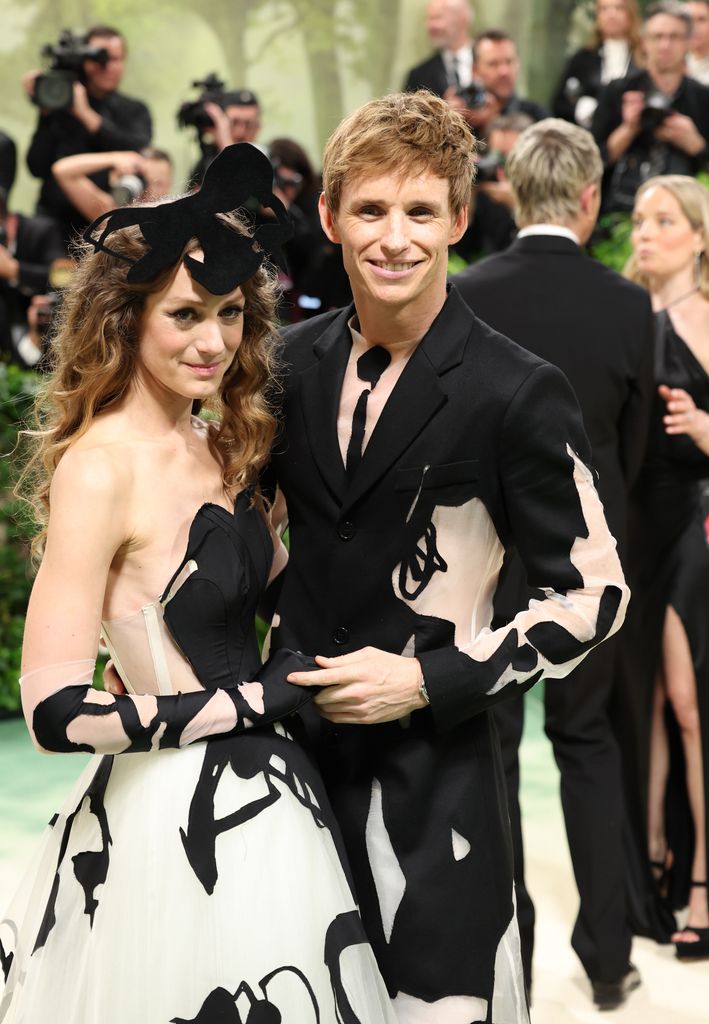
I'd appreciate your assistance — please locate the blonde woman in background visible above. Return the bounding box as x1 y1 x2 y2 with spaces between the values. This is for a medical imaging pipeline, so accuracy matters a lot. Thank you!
616 175 709 958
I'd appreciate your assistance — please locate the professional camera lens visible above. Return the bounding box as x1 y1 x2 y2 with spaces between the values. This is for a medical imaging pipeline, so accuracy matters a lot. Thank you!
457 81 488 110
564 77 583 102
111 174 146 206
35 71 75 111
475 152 505 183
640 90 673 131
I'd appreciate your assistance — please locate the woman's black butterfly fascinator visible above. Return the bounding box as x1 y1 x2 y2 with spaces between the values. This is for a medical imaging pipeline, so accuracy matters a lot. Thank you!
83 143 291 294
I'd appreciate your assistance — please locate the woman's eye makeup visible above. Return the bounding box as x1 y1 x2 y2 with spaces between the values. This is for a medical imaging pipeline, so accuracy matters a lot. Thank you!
168 307 197 323
220 305 244 319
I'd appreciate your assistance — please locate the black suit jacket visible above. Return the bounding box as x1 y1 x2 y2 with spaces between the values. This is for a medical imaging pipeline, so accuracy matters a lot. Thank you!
15 213 67 292
268 286 628 1004
0 213 65 351
551 46 637 123
453 234 654 617
403 52 455 96
552 47 605 121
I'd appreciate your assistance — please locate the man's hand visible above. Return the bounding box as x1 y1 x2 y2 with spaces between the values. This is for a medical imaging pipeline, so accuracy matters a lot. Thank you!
620 90 644 131
102 659 127 695
288 647 427 724
443 85 501 132
70 82 101 132
655 113 706 156
202 101 232 152
479 176 515 210
108 151 147 182
0 245 19 282
22 69 40 101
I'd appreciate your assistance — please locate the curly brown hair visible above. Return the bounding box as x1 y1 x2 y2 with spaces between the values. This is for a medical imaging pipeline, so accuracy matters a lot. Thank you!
19 211 281 557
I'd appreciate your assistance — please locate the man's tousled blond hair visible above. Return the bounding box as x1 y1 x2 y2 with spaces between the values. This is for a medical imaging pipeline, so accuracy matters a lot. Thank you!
322 91 476 217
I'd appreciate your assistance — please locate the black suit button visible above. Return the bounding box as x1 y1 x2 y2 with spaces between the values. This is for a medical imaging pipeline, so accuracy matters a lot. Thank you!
333 626 349 645
338 520 355 541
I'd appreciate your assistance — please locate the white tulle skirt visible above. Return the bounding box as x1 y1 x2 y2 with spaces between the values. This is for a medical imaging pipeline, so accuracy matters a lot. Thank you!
0 730 396 1023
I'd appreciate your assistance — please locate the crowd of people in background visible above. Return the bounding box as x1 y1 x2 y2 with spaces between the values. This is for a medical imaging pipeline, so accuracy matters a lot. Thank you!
0 0 708 1010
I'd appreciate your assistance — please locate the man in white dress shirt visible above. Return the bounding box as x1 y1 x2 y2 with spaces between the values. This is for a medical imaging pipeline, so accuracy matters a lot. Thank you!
403 0 475 100
688 0 709 83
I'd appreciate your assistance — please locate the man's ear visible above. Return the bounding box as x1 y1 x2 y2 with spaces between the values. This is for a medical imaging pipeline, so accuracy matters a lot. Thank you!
319 192 341 244
579 180 599 215
449 204 469 246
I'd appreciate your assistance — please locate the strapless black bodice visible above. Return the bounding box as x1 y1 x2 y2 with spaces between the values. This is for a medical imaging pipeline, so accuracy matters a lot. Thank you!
162 489 273 690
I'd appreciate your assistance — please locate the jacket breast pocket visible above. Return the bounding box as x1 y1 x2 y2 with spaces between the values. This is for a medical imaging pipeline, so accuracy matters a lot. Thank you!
395 459 479 493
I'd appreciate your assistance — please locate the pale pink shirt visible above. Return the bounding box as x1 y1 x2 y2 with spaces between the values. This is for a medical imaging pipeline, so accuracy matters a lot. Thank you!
336 316 420 465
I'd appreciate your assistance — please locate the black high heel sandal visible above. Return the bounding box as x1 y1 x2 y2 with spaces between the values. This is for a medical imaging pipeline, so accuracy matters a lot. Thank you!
674 881 709 960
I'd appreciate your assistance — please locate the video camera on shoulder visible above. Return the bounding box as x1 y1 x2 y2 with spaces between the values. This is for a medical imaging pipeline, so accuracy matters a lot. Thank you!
177 73 227 135
456 81 488 111
33 30 108 111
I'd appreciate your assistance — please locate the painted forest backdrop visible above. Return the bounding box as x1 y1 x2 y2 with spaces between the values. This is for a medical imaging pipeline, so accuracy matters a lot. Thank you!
1 0 627 211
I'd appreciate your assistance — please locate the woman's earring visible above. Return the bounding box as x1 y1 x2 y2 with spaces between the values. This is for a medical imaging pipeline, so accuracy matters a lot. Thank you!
696 250 704 289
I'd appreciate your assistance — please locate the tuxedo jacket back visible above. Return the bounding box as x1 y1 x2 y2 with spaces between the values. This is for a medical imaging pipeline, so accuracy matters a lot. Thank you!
453 234 654 615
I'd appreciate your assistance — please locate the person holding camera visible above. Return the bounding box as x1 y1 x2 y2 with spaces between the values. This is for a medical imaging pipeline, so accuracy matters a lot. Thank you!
23 25 152 246
0 185 65 366
52 148 173 222
187 87 261 187
452 112 532 263
464 30 548 141
592 1 709 212
551 0 643 128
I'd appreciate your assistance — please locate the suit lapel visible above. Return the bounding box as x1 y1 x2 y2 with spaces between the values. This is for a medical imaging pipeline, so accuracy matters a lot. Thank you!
341 287 473 512
297 306 352 501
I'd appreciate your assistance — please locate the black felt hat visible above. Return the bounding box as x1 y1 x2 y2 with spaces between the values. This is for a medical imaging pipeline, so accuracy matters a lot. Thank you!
83 143 291 294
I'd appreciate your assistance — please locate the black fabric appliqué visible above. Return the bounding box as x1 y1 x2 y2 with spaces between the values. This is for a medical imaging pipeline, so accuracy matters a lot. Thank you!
32 755 113 952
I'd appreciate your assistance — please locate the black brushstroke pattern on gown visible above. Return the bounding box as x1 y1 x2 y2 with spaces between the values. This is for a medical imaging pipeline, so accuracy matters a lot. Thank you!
613 315 709 941
0 489 395 1023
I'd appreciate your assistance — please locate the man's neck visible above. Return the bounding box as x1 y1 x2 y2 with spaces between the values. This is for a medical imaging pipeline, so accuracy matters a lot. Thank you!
87 85 111 102
351 286 448 352
691 44 709 60
648 65 684 94
444 33 472 53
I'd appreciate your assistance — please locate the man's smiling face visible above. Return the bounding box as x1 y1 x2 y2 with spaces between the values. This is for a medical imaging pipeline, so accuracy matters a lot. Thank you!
319 170 467 315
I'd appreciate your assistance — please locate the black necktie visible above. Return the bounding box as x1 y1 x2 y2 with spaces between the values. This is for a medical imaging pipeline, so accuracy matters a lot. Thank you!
450 55 461 88
345 346 391 479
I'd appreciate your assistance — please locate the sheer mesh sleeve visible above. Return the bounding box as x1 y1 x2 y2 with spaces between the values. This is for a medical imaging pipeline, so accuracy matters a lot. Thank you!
20 649 316 755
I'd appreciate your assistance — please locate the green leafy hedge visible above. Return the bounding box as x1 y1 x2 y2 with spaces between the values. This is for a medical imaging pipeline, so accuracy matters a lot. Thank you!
0 364 39 714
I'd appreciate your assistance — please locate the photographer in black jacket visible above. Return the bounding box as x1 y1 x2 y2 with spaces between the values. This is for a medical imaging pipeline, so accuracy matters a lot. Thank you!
23 25 152 246
592 1 709 211
0 186 65 365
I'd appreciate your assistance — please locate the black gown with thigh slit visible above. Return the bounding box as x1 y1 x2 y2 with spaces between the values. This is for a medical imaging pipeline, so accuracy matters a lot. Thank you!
613 312 709 941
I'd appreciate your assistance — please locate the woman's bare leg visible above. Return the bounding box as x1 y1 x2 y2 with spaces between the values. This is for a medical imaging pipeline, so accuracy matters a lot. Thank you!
647 673 671 882
662 605 708 941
